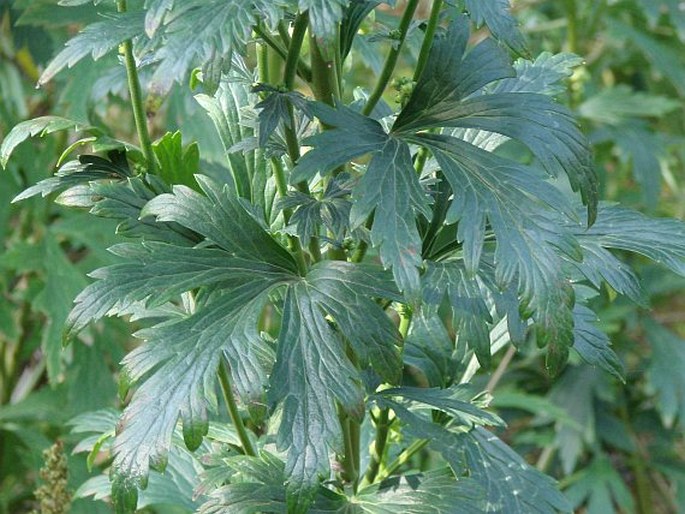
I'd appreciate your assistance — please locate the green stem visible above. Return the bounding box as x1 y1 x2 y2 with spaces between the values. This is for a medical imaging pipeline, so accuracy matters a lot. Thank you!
413 0 442 81
362 408 390 486
271 157 309 274
378 439 428 481
362 0 420 116
254 22 313 83
339 408 359 486
564 0 578 54
284 13 309 90
310 32 341 106
218 359 257 457
117 0 155 173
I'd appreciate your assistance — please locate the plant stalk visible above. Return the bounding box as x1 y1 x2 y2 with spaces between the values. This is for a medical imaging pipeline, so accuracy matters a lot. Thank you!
378 438 428 481
362 407 390 486
116 0 156 173
413 0 442 81
362 0 420 116
218 359 257 457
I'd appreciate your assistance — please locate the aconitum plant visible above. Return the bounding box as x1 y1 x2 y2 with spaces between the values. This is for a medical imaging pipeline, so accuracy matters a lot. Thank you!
3 1 685 513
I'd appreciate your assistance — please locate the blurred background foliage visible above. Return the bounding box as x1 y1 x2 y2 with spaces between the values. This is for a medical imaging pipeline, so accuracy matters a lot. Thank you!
1 0 685 512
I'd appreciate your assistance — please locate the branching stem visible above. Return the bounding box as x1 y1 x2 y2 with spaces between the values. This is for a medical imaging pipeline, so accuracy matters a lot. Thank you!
362 0 420 116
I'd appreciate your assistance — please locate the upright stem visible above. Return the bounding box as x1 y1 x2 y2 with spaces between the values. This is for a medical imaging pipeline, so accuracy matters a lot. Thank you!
378 439 428 481
413 0 442 81
362 0 420 116
218 359 257 457
116 0 155 173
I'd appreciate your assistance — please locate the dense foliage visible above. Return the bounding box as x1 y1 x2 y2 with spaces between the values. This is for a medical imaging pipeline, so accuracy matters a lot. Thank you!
2 1 685 513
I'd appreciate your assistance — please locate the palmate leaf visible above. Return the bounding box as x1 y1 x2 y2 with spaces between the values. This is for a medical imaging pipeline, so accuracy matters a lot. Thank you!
292 103 431 294
38 11 145 85
404 312 458 388
112 282 276 503
456 428 572 513
575 204 685 278
271 260 400 511
414 133 578 373
393 17 597 224
64 242 292 338
300 0 350 44
573 305 625 382
463 0 527 56
349 470 486 514
421 261 492 367
141 175 297 273
350 137 431 295
0 116 97 168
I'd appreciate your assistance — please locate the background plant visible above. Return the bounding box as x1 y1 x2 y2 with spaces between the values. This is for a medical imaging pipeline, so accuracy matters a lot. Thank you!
1 1 685 513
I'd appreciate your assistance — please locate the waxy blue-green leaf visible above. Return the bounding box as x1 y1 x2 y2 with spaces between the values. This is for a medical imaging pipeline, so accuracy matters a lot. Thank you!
464 0 527 56
65 242 293 338
564 457 635 514
422 262 492 367
142 175 297 273
111 281 277 513
350 469 486 514
300 0 350 44
270 282 363 512
0 116 96 168
376 385 503 428
404 312 457 388
394 17 597 224
416 134 578 373
291 102 388 183
575 204 685 278
39 11 144 85
279 174 354 244
573 305 625 382
351 138 431 295
455 428 572 513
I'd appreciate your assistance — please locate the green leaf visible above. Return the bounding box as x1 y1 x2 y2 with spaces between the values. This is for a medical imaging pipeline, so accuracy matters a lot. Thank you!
0 116 95 168
564 457 635 514
291 102 388 183
572 305 625 382
404 312 457 388
143 0 174 36
350 137 431 295
300 0 349 44
33 233 88 383
111 280 276 512
608 17 685 96
270 282 363 512
422 262 492 367
494 52 583 96
352 469 486 514
279 173 353 244
394 18 515 132
575 204 685 278
65 242 293 338
376 385 503 428
141 175 297 273
148 1 252 93
464 0 528 56
151 131 200 190
393 18 597 223
253 86 308 149
456 428 572 513
415 134 577 372
39 11 145 85
195 81 257 200
303 261 402 381
13 152 132 203
645 319 685 428
579 85 681 124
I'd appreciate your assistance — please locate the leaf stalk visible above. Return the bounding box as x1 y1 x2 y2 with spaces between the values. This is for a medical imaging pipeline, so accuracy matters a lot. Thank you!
116 0 156 173
218 359 257 457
